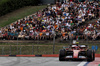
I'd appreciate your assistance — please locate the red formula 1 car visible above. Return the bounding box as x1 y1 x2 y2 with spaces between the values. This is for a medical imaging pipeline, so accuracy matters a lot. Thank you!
59 44 95 62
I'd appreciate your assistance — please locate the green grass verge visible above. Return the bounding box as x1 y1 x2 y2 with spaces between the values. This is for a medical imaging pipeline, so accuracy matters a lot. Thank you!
0 5 47 28
0 43 99 55
0 45 65 55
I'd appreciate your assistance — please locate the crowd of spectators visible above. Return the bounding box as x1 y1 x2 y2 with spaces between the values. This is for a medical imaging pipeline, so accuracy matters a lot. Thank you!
64 18 100 41
0 1 99 41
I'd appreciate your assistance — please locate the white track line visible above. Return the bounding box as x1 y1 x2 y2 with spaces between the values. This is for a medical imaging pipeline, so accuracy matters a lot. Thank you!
77 61 87 66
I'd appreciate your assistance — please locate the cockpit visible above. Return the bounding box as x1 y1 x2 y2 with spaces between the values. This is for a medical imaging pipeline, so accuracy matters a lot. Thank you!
71 45 80 50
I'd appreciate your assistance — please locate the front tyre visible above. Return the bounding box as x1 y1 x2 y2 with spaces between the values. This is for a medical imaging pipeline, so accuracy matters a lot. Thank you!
87 49 94 62
59 49 66 61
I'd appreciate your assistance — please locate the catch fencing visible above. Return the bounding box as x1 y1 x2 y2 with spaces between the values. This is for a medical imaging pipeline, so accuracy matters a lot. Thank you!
0 39 100 55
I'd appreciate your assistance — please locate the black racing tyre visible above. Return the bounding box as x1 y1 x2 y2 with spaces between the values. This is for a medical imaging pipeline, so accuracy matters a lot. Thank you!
59 49 66 61
92 50 95 61
87 49 94 62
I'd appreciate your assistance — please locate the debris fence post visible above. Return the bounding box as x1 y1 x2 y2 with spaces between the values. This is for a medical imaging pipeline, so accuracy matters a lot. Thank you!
10 45 11 55
17 36 18 55
20 47 22 55
32 45 34 55
2 47 4 55
53 28 55 54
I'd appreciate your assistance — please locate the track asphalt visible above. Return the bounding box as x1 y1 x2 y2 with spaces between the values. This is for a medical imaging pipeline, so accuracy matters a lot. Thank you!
0 57 99 66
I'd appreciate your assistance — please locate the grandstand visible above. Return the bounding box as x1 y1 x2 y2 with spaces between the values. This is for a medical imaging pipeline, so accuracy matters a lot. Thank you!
0 0 99 42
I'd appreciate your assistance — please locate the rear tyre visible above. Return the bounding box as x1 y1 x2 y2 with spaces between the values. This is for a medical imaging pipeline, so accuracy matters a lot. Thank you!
92 50 95 61
59 49 66 61
87 49 94 62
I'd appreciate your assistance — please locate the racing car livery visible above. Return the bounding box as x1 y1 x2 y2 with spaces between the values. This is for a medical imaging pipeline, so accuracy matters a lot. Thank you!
59 44 95 62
